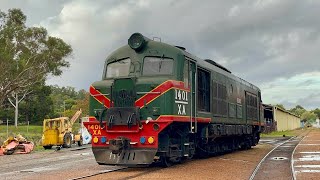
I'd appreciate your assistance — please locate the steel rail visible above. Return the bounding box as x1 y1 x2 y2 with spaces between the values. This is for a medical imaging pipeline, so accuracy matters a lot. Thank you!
68 167 128 180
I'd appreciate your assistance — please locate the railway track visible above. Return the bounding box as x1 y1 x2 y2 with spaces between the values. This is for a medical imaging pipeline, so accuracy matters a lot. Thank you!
249 131 310 180
69 167 128 180
69 166 163 180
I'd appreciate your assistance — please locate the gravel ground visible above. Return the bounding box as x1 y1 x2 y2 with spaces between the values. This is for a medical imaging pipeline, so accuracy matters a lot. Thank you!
0 145 120 180
0 143 273 180
87 143 273 180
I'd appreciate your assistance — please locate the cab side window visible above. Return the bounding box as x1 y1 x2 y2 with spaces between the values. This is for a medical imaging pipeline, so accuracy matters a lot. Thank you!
212 81 228 116
197 69 210 112
246 92 258 120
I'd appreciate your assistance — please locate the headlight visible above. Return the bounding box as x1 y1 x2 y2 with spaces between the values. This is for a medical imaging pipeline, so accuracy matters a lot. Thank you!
128 33 147 51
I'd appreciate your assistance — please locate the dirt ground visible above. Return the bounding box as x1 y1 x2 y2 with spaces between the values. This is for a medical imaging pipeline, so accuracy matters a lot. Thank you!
88 144 272 180
0 143 273 180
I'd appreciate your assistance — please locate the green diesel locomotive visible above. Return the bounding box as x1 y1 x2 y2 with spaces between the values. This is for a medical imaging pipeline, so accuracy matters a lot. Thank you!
84 33 265 167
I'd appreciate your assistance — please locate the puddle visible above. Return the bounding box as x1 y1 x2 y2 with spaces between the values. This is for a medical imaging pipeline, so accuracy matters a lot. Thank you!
71 147 87 151
300 152 320 154
298 155 320 161
298 144 320 146
296 170 320 173
271 157 288 160
20 167 56 173
280 145 294 148
74 152 91 156
295 165 320 168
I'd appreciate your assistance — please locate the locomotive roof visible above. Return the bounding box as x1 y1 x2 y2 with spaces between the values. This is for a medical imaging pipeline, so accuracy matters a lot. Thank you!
177 45 261 92
106 36 260 92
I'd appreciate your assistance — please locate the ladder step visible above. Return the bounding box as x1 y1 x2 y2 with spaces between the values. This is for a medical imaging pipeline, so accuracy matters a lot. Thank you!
184 143 190 146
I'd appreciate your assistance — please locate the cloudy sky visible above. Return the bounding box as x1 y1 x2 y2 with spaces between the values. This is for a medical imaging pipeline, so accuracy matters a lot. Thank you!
1 0 320 110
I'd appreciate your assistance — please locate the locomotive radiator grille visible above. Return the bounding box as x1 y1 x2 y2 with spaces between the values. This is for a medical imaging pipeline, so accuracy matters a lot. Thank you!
112 78 136 107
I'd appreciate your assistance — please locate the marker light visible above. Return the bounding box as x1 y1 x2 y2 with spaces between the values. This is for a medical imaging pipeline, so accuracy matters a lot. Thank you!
128 33 146 51
101 136 107 143
153 123 160 131
93 137 99 144
148 137 155 144
140 137 146 144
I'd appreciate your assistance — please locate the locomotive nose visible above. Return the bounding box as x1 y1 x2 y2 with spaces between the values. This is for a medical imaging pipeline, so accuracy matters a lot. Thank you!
103 77 140 130
112 78 136 107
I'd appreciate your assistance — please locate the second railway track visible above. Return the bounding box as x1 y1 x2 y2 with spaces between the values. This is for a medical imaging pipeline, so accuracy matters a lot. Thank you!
249 131 310 180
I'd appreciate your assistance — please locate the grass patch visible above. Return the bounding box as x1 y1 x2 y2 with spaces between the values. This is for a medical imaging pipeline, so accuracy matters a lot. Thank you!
0 124 82 152
261 128 304 137
0 125 43 151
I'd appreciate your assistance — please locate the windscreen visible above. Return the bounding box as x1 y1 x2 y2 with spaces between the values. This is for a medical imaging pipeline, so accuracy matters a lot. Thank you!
143 57 173 75
105 58 131 78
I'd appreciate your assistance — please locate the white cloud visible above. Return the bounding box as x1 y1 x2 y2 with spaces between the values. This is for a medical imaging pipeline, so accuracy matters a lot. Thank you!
2 0 320 109
261 72 320 109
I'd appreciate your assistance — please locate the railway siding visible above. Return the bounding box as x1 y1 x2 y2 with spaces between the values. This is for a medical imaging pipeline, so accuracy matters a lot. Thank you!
250 135 306 180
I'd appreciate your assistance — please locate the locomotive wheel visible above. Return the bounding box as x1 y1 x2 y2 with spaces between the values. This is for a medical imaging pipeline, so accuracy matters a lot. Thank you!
160 156 172 167
240 141 251 150
196 146 210 158
63 133 72 148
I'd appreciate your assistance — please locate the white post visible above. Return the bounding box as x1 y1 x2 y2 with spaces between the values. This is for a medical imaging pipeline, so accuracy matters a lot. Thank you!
7 118 9 138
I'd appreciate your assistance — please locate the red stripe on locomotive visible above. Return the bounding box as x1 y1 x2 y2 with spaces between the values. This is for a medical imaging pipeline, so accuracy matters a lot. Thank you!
89 86 111 108
135 80 189 108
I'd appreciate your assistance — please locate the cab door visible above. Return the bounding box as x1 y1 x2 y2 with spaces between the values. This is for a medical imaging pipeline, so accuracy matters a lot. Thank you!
184 57 197 133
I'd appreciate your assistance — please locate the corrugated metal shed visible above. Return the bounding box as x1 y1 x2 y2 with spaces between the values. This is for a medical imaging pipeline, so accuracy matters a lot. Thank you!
274 106 301 131
263 104 301 131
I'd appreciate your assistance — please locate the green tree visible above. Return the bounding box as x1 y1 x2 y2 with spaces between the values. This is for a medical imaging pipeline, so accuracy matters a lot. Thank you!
0 9 72 106
0 100 14 123
49 86 89 118
301 111 317 123
19 83 54 124
64 92 89 119
311 108 320 119
275 104 286 110
289 105 306 117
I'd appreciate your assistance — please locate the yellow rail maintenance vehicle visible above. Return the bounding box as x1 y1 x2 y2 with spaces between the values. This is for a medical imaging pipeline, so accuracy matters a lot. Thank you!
42 109 83 149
